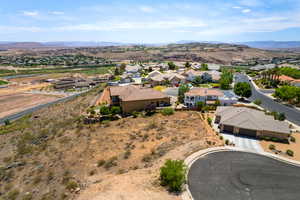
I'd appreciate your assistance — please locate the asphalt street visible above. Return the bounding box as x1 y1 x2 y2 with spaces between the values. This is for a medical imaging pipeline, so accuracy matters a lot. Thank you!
188 151 300 200
235 74 300 126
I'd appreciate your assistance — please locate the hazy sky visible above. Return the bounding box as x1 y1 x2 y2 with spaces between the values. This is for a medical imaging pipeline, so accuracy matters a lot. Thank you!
0 0 300 43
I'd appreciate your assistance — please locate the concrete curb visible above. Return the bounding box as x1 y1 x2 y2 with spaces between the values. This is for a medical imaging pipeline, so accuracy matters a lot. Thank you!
181 146 300 200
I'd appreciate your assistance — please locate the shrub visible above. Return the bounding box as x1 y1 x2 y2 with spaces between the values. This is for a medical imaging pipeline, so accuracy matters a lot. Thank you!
111 106 121 115
290 136 296 143
160 160 187 192
100 106 110 115
6 189 19 200
66 180 78 191
103 156 118 169
207 117 212 126
253 99 262 106
124 150 131 159
161 108 174 116
225 139 229 145
269 144 275 150
97 160 105 167
4 119 10 126
286 149 294 157
219 136 223 140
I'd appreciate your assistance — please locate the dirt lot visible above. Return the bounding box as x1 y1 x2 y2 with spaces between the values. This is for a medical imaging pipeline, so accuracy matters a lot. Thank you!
0 93 61 118
261 133 300 161
0 87 222 200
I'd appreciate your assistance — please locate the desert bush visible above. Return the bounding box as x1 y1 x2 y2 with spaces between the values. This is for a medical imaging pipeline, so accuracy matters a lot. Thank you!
161 108 174 116
142 154 152 163
219 136 223 140
66 180 78 191
160 160 186 192
100 106 111 115
4 119 10 126
104 156 118 169
207 117 212 126
225 139 229 145
269 144 275 150
123 150 131 159
97 160 105 167
290 136 296 143
286 149 294 157
6 189 20 200
22 193 33 200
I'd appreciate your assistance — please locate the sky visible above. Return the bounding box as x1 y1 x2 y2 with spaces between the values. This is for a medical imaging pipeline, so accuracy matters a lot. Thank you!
0 0 300 43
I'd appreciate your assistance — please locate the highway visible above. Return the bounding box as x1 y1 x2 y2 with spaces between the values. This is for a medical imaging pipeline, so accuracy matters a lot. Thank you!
235 73 300 126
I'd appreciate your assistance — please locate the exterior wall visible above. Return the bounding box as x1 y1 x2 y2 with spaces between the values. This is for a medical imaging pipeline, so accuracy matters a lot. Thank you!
121 97 170 113
257 130 290 140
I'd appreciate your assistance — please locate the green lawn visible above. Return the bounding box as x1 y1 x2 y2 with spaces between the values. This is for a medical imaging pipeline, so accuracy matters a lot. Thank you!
0 80 8 85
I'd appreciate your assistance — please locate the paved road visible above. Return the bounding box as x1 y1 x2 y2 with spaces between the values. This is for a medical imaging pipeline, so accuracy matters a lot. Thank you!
0 93 83 125
235 74 300 125
188 151 300 200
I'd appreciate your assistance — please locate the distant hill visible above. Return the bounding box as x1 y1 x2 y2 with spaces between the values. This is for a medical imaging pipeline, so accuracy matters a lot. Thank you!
239 41 300 49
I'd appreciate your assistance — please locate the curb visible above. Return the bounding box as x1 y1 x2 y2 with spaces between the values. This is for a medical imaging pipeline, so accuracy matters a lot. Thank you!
181 146 300 200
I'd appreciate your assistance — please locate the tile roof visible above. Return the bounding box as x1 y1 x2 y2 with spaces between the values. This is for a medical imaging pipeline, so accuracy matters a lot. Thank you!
278 75 295 82
109 85 168 102
216 106 290 134
185 88 224 97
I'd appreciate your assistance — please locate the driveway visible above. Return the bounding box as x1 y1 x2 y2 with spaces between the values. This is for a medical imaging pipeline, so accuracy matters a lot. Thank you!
221 133 263 153
163 87 178 97
235 73 300 126
188 151 300 200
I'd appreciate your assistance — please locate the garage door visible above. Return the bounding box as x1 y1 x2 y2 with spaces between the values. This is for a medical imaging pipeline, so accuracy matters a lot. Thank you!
223 125 234 133
239 128 257 137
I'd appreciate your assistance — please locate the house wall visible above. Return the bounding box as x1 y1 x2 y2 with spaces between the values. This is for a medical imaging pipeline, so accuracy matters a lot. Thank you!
121 97 170 113
257 130 290 140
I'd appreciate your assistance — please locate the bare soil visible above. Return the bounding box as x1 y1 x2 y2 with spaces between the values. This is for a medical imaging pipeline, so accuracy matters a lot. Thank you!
260 133 300 161
0 87 222 200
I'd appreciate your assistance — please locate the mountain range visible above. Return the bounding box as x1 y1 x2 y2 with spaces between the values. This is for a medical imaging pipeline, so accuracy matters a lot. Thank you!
0 41 300 50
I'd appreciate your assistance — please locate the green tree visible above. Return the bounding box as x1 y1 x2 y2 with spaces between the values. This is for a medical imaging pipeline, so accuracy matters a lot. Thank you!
168 62 176 70
200 63 209 71
160 160 187 192
100 106 111 115
120 63 126 73
234 82 252 98
178 84 190 103
185 61 192 68
111 106 121 115
192 76 202 86
196 101 205 111
219 69 233 90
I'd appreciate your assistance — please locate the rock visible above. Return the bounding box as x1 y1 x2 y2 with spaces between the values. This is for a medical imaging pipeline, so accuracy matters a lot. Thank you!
5 161 26 170
75 187 81 193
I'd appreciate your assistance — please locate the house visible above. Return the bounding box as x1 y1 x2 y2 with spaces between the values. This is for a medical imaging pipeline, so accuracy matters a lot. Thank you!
278 75 296 84
184 69 204 82
184 88 223 107
119 74 133 84
184 69 220 83
215 106 290 140
125 65 141 73
147 70 163 79
184 88 238 108
164 73 186 86
108 85 170 113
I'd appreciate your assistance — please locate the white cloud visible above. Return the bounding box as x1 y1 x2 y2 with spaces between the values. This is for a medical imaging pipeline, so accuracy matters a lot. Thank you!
56 18 207 31
139 6 155 13
238 0 264 7
49 11 64 15
242 9 252 13
232 6 242 9
22 11 39 17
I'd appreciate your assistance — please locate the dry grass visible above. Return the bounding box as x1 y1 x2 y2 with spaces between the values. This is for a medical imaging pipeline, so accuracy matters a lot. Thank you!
0 89 221 200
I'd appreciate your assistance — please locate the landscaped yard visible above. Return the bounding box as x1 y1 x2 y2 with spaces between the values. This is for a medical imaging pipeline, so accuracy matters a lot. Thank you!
0 80 8 85
260 133 300 161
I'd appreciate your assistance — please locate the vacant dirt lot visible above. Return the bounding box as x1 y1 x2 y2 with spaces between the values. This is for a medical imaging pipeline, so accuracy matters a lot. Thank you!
0 87 222 200
0 93 61 118
261 133 300 161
